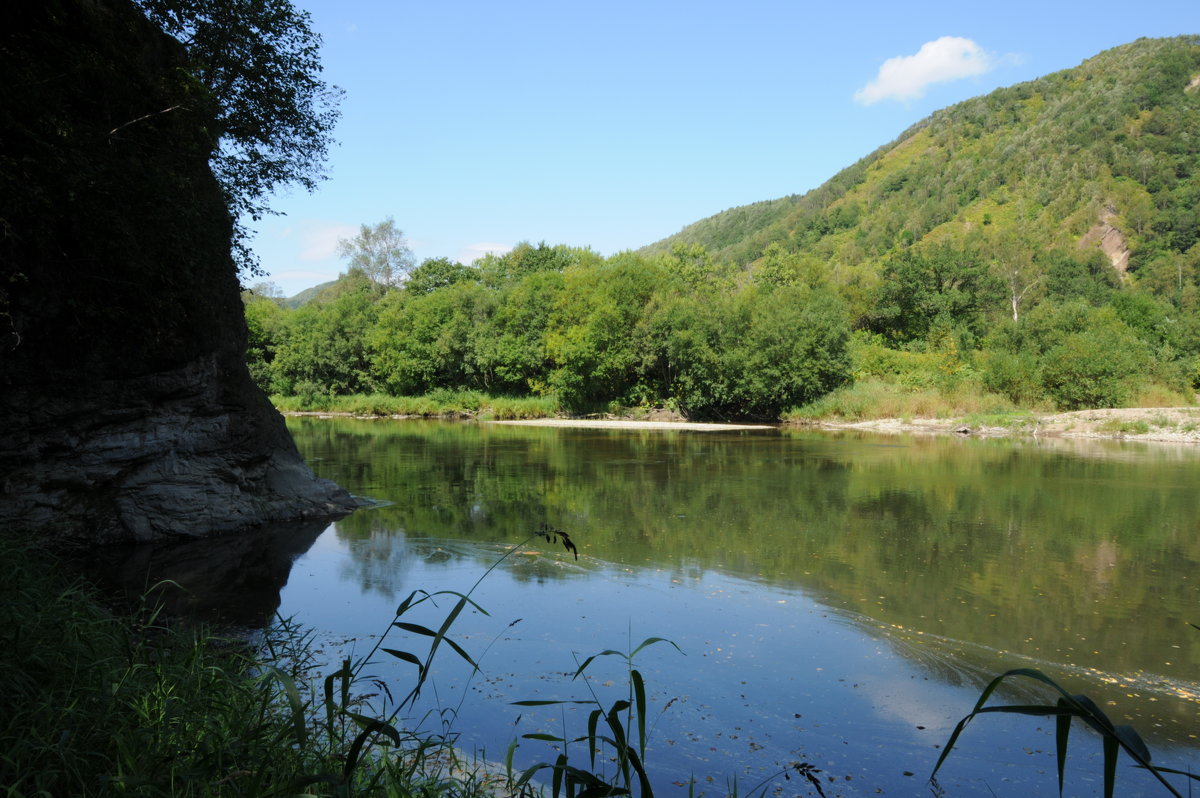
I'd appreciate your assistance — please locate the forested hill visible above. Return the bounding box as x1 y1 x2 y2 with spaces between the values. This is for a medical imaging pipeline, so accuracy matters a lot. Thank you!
642 36 1200 300
245 35 1200 421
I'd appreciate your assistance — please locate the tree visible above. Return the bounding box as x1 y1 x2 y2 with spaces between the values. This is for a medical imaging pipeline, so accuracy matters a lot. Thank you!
337 218 416 290
135 0 342 275
369 282 494 394
983 228 1042 322
869 245 1004 345
241 289 288 393
406 257 477 296
270 270 379 396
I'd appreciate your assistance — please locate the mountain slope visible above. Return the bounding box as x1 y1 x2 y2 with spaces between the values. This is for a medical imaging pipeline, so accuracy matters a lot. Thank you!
643 36 1200 298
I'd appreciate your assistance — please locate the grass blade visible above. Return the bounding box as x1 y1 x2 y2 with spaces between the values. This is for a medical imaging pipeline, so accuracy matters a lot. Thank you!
1103 733 1118 798
262 666 307 747
632 668 647 758
1055 700 1071 795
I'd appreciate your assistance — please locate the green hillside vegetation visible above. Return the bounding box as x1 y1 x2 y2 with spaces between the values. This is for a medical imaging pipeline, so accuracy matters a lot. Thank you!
283 279 338 309
248 36 1200 421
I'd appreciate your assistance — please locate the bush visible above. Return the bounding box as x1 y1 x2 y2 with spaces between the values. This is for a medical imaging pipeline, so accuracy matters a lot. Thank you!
979 349 1044 405
1040 328 1146 409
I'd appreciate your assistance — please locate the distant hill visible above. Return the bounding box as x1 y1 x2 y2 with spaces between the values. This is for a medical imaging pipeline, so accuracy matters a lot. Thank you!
284 280 337 308
642 36 1200 297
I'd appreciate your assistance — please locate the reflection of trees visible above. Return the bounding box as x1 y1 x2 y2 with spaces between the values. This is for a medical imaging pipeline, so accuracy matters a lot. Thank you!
289 418 1200 735
330 513 601 598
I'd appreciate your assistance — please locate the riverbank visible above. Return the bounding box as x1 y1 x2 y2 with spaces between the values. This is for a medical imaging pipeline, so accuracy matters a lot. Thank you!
490 417 772 431
280 405 1200 444
0 535 509 798
807 406 1200 444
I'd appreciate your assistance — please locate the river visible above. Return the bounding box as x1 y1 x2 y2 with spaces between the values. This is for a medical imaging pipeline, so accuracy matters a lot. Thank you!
113 418 1200 796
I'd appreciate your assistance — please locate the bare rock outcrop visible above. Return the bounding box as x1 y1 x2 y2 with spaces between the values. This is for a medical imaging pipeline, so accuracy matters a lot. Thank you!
1078 206 1131 279
0 0 355 544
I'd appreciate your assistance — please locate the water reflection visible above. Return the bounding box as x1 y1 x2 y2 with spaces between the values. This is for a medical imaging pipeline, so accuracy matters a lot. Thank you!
86 517 330 627
283 418 1200 792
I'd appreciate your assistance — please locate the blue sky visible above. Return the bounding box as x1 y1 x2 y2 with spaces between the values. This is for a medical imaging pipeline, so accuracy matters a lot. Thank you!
250 1 1196 296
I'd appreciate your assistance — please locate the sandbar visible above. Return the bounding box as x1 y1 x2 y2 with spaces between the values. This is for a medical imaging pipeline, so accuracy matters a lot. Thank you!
488 418 773 431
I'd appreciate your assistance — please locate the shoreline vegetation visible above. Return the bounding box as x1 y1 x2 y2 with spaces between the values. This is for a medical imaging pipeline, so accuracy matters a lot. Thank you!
272 392 1200 445
0 535 523 798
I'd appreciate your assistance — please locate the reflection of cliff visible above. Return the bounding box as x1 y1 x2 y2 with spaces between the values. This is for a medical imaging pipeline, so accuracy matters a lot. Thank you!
85 518 331 627
0 1 353 543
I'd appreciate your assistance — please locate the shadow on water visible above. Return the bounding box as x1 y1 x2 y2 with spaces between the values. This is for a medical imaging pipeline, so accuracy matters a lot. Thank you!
83 517 332 628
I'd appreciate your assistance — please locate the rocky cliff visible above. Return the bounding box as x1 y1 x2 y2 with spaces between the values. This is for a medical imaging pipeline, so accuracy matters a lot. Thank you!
0 0 355 543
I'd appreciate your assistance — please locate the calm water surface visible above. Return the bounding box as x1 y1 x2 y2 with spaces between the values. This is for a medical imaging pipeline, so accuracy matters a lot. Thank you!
276 418 1200 797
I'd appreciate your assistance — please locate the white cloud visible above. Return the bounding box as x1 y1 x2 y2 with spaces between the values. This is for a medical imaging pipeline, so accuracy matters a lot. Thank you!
854 36 993 105
457 242 512 265
297 221 359 262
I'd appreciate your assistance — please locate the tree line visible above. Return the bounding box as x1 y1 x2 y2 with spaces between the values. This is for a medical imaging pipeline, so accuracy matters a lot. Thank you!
245 226 852 420
245 217 1200 420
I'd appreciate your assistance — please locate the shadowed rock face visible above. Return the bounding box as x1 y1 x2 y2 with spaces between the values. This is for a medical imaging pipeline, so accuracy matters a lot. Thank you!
0 0 355 543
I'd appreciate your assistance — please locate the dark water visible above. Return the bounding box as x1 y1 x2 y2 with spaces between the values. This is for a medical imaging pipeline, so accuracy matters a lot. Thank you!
172 419 1200 795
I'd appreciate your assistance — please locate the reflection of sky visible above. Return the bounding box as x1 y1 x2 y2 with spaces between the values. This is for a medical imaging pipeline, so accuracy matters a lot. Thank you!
278 527 1196 797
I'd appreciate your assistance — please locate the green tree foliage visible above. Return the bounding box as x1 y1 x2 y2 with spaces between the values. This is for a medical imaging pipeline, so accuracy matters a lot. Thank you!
242 287 287 392
1040 327 1145 409
1041 250 1120 304
406 257 477 296
369 282 494 395
477 242 601 289
337 217 415 290
254 237 854 419
545 255 662 408
868 245 1004 346
250 37 1200 417
646 285 851 419
135 0 342 274
271 270 378 397
982 301 1153 409
481 271 564 394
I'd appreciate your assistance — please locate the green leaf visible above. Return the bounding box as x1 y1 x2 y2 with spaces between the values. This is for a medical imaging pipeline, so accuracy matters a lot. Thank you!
393 621 437 638
261 666 307 747
630 636 683 658
1113 724 1152 764
587 708 602 769
632 668 647 757
572 650 624 679
1103 733 1118 798
382 647 423 673
344 719 402 781
1055 701 1071 796
522 733 566 742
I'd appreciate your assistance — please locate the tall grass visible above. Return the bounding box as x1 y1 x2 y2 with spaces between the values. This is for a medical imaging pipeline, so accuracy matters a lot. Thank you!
0 535 308 796
270 391 560 420
0 535 506 797
784 377 1020 423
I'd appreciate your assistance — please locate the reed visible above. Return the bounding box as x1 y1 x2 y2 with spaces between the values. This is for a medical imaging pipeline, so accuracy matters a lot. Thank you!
0 535 506 797
931 667 1200 798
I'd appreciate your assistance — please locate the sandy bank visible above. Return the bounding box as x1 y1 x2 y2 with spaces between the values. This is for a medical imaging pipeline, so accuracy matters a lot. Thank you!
281 407 1200 444
489 418 773 431
809 406 1200 444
